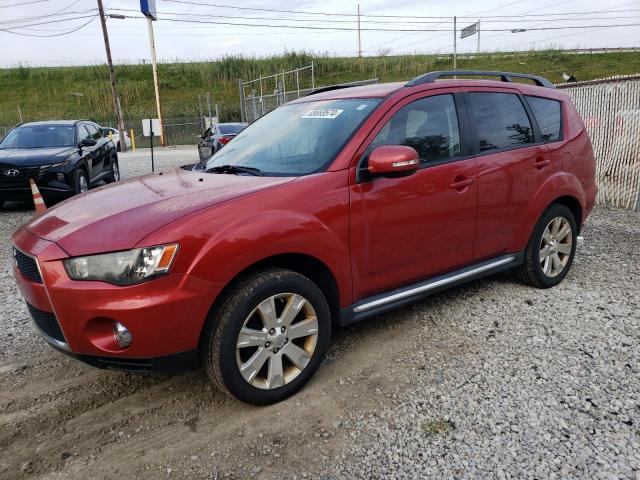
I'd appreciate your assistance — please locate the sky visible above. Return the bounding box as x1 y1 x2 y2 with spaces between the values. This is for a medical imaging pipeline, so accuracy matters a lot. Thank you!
0 0 639 67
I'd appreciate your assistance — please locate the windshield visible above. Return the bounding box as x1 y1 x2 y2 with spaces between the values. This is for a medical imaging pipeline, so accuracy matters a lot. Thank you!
205 99 381 176
0 125 75 149
218 124 245 135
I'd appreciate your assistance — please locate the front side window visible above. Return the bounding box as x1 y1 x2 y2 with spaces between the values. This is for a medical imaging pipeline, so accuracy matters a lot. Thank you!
526 96 562 142
469 92 534 152
0 124 75 149
205 98 381 176
369 94 461 165
78 125 91 142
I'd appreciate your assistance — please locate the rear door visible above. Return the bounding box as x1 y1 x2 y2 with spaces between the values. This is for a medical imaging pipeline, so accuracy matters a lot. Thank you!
462 88 551 260
349 89 478 299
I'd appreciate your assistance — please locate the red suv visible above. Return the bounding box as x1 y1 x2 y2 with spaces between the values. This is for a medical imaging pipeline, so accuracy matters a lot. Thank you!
13 71 597 405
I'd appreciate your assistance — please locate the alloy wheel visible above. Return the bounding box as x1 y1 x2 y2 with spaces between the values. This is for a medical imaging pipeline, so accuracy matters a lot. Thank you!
236 293 319 390
112 162 120 181
79 174 88 193
539 216 572 277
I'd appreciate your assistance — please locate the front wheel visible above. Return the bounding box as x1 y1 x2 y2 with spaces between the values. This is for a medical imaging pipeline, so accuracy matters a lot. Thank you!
203 269 331 405
107 157 120 183
74 168 89 195
515 203 577 288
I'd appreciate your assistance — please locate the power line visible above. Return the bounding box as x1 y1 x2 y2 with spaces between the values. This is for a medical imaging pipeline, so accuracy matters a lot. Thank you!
0 14 97 36
160 0 640 20
113 15 640 33
0 9 97 24
0 14 98 31
0 0 50 7
106 7 640 26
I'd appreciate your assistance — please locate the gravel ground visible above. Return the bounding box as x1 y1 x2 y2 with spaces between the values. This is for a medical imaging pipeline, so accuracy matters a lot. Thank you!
0 146 639 479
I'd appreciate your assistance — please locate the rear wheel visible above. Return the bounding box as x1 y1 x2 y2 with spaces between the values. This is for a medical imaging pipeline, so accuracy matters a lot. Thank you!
515 203 577 288
203 268 331 405
74 168 89 194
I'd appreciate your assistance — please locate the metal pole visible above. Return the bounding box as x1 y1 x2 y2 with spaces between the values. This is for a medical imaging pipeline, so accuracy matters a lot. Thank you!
17 105 23 122
146 18 164 146
311 61 315 91
296 69 300 98
198 94 204 132
453 16 457 71
97 0 127 152
477 19 481 54
149 119 155 173
238 79 246 123
357 4 362 57
215 103 220 122
206 91 212 127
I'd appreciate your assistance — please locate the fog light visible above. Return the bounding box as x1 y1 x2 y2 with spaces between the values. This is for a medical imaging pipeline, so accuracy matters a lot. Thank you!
56 173 65 182
113 322 132 348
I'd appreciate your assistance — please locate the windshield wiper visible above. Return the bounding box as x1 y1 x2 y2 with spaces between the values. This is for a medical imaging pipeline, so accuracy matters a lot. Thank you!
205 164 262 176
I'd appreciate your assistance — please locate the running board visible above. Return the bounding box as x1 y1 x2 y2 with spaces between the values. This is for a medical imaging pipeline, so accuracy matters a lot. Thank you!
339 253 523 326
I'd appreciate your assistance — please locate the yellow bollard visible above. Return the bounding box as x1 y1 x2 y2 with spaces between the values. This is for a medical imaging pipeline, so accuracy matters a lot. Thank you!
130 128 136 151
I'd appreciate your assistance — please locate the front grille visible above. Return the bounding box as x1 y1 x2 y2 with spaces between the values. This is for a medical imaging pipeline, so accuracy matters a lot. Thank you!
14 248 42 283
26 302 65 343
0 165 41 189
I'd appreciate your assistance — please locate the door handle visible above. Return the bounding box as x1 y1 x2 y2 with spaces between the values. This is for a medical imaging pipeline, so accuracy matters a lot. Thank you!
449 177 474 190
534 158 551 169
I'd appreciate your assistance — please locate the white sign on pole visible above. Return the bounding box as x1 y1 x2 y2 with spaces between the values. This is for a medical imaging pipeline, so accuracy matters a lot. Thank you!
204 117 219 129
142 118 161 137
461 22 478 39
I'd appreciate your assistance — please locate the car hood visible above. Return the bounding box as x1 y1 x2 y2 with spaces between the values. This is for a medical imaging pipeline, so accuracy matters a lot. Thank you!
0 147 76 167
24 168 294 257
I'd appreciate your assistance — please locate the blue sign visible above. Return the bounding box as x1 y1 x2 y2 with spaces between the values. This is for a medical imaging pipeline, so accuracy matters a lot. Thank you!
140 0 157 20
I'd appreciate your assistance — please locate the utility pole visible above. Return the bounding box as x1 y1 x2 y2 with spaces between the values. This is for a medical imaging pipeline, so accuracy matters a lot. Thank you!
453 16 457 70
146 18 164 146
477 19 481 54
357 4 362 57
97 0 127 151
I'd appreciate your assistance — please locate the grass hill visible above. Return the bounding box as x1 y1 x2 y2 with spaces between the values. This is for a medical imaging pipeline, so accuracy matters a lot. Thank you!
2 49 639 130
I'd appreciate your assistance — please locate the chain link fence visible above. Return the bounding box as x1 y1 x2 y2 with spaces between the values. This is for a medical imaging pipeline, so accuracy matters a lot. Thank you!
558 75 640 210
239 64 315 123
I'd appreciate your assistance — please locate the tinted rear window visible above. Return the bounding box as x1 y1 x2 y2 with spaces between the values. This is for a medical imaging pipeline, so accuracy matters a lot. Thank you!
469 92 534 152
526 96 562 142
218 124 245 135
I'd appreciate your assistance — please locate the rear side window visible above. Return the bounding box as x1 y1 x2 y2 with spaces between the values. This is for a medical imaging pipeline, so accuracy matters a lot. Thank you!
469 92 534 152
526 96 562 142
369 94 461 165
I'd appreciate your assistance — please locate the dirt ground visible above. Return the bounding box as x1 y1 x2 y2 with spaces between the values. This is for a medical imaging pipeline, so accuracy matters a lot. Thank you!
1 148 639 479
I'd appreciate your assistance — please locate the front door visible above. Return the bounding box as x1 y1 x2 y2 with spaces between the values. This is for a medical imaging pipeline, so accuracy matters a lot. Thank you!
349 91 478 299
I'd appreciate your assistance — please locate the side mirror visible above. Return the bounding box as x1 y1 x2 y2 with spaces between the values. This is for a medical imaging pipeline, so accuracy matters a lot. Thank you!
368 145 420 176
79 138 97 148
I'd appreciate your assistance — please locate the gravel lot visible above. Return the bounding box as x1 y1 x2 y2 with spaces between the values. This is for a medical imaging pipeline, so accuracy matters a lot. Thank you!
1 146 639 479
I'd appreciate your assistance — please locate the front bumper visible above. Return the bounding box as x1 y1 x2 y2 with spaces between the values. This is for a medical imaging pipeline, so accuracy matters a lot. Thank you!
12 229 220 371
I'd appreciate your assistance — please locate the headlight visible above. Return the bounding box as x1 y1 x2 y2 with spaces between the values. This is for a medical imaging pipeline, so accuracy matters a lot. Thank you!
63 244 179 285
40 160 70 171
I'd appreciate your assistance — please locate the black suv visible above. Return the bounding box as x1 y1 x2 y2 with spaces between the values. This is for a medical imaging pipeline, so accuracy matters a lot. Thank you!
0 120 119 207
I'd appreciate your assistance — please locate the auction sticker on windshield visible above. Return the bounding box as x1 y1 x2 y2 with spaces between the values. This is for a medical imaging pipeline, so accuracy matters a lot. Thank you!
302 109 344 119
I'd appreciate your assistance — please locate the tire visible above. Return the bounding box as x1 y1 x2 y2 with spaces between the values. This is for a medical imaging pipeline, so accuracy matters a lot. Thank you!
107 157 120 183
515 203 577 288
203 268 331 405
74 168 89 195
